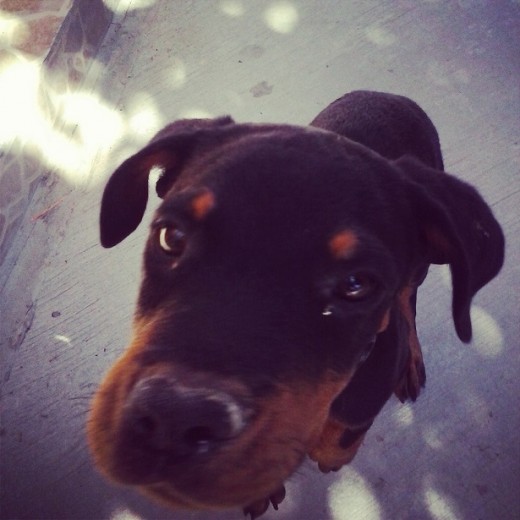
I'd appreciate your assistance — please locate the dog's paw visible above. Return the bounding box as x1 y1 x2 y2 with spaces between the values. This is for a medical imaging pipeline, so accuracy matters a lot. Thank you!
311 445 358 474
309 418 366 474
394 348 426 402
243 486 286 519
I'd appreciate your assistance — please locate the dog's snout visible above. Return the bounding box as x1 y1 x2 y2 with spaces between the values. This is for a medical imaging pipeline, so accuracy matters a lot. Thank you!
123 376 247 460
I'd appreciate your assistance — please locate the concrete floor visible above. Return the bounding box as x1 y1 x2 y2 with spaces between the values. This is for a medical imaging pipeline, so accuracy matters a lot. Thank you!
1 1 519 519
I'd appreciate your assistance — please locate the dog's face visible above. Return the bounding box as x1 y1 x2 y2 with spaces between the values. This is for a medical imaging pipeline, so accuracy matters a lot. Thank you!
88 118 503 511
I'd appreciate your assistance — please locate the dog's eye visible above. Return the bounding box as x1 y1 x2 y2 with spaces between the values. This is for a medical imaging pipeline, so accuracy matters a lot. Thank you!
158 225 186 256
336 274 376 301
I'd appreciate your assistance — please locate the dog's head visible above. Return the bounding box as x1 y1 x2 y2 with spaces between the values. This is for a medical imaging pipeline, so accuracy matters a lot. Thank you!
88 116 503 510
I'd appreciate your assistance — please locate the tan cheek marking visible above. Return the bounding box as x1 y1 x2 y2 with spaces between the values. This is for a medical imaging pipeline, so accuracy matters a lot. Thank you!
378 308 391 333
87 313 167 478
203 372 351 505
329 230 359 259
191 189 216 220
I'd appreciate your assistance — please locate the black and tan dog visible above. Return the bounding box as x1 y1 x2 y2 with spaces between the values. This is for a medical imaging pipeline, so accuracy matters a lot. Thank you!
88 91 504 518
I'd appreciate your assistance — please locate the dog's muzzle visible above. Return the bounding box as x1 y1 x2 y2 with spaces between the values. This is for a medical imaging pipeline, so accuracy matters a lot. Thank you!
114 375 249 484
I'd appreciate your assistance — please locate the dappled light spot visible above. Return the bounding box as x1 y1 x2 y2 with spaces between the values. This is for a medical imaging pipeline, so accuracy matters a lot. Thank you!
127 92 163 139
164 58 187 90
464 390 495 425
0 58 90 177
0 10 29 48
365 25 396 47
60 89 125 148
54 335 72 347
423 425 444 450
47 88 125 183
328 469 382 520
469 306 504 357
0 57 40 148
0 55 127 185
393 401 415 427
424 480 462 520
264 1 299 34
103 0 158 13
219 0 245 17
109 507 143 520
178 108 214 119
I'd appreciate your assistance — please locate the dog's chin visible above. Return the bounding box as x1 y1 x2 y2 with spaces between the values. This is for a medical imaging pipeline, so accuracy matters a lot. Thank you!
97 415 307 510
137 470 289 511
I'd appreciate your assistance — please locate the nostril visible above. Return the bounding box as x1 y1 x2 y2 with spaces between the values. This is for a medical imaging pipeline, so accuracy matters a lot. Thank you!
133 414 218 454
133 414 158 437
183 426 216 454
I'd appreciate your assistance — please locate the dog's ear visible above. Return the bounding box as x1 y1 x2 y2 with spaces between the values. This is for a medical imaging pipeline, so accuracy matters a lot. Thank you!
395 156 505 342
100 117 234 248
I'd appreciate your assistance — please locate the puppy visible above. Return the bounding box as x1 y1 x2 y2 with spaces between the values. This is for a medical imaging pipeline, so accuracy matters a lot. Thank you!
88 91 504 518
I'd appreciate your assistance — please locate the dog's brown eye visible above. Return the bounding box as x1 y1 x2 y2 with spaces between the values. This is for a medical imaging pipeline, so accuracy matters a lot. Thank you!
336 274 375 301
158 226 186 256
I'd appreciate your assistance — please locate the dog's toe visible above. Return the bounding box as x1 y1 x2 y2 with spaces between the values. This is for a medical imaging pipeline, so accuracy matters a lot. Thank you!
243 486 286 519
395 354 426 403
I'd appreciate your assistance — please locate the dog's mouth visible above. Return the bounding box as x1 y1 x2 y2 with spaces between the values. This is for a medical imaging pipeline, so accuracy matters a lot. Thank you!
88 351 350 510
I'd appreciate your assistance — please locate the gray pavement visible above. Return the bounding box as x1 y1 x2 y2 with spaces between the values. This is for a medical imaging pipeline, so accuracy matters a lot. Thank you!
1 1 519 519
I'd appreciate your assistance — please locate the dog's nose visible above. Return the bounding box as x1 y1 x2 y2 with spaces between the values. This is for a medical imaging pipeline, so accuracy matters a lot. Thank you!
122 376 247 459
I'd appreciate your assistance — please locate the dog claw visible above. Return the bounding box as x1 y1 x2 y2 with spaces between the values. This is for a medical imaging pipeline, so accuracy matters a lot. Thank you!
243 486 286 518
318 462 341 473
243 500 269 520
269 486 286 510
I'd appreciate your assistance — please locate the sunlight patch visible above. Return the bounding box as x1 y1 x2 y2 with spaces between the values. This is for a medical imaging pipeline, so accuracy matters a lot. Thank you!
54 335 72 347
424 481 462 520
220 0 245 17
127 93 163 138
165 58 187 90
0 10 29 47
110 507 143 520
60 90 124 148
0 56 125 185
394 402 415 427
423 425 444 450
365 25 396 47
103 0 157 12
264 1 299 33
0 57 40 148
178 108 214 119
328 469 382 520
469 306 504 357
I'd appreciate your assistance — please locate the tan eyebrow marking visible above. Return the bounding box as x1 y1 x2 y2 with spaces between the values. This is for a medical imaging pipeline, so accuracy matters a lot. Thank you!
191 189 216 221
328 229 358 259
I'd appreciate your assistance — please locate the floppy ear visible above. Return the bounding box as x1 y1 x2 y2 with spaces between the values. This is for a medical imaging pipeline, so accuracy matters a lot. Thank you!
395 156 505 342
100 117 234 248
